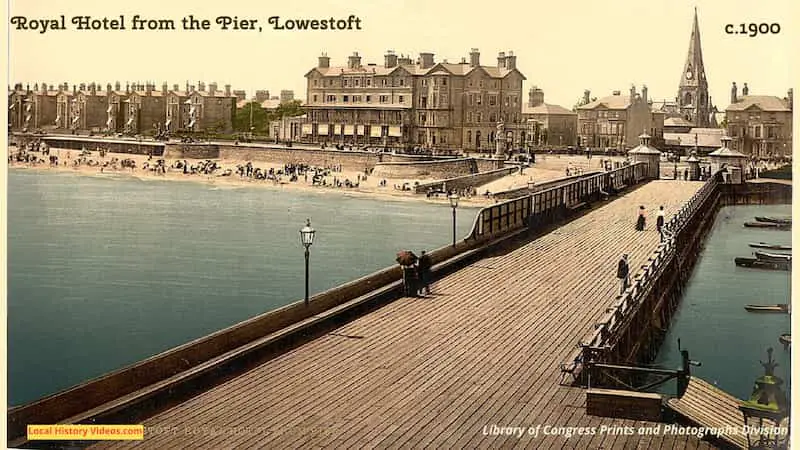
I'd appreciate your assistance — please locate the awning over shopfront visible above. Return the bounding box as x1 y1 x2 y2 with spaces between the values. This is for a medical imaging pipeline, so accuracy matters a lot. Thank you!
370 126 382 137
344 125 354 135
302 124 312 135
388 126 402 137
318 123 329 134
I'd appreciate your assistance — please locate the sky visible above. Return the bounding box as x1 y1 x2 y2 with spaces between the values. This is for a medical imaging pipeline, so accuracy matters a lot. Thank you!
6 0 796 110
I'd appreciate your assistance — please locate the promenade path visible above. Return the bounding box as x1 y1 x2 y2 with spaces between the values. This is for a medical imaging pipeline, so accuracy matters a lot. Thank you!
94 180 715 449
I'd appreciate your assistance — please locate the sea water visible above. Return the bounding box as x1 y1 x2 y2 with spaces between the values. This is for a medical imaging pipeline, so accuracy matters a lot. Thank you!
7 169 478 406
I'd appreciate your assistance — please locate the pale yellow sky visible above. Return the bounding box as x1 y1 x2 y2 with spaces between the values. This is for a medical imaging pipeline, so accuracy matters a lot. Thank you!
6 0 796 110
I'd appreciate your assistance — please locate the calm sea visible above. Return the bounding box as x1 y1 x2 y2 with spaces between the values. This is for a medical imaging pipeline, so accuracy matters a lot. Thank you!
654 203 792 400
7 169 478 406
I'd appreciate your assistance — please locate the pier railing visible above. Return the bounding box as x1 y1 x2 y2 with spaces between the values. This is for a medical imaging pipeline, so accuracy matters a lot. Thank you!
574 171 722 384
466 162 648 241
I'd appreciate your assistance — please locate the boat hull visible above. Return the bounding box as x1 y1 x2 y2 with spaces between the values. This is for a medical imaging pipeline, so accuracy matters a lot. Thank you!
755 216 792 225
744 304 790 313
749 242 792 251
734 257 790 271
754 251 792 264
744 221 791 229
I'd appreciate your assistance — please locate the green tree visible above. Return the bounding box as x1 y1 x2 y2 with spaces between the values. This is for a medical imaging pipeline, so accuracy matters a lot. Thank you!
233 101 270 133
270 99 305 121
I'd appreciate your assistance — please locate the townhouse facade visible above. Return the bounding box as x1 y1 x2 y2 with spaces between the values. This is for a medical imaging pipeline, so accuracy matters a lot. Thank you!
303 49 526 153
725 84 793 157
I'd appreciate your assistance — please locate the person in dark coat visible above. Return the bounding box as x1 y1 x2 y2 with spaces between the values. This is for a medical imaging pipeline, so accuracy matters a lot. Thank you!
617 254 630 294
656 205 666 240
417 250 433 296
635 205 646 231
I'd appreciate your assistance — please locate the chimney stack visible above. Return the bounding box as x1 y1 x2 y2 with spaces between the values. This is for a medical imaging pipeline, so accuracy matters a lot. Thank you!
419 52 434 69
397 54 412 65
384 50 398 68
505 51 516 70
642 85 648 103
173 84 179 91
469 48 480 67
629 84 636 99
107 83 112 93
731 82 738 103
162 82 168 94
185 81 190 92
73 85 77 95
145 83 153 95
198 81 205 92
90 83 97 95
114 81 120 91
347 52 362 69
209 82 217 95
497 52 506 69
318 53 330 68
742 82 749 96
788 89 793 110
224 84 231 97
583 90 591 105
79 83 86 91
528 87 544 107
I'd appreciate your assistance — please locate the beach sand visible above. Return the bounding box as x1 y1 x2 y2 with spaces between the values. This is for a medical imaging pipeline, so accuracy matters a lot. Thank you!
8 145 628 206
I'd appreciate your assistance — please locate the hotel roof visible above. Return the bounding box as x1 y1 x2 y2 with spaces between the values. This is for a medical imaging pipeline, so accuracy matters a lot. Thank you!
522 103 576 115
725 95 791 112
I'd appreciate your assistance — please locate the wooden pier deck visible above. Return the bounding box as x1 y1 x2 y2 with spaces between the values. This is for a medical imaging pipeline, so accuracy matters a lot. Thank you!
93 180 717 449
667 377 748 449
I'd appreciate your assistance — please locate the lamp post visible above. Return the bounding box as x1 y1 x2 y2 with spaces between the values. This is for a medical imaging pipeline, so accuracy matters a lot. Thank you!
299 218 316 306
448 194 459 247
739 348 790 449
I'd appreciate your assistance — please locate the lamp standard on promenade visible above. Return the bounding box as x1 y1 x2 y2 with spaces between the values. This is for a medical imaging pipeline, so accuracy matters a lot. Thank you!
299 219 316 305
448 194 459 247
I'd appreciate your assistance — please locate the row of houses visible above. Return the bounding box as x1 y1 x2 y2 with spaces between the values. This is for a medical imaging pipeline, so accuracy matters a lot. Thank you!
8 81 238 135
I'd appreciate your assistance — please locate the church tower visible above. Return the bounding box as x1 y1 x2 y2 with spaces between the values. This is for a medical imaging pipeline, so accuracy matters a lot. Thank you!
677 8 712 127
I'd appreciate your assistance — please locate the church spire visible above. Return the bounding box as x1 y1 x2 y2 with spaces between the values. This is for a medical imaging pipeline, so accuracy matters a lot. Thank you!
680 7 706 88
677 7 711 127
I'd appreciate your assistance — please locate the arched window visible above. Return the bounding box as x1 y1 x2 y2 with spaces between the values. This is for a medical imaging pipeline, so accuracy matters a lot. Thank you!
684 92 692 106
475 131 482 147
467 130 472 144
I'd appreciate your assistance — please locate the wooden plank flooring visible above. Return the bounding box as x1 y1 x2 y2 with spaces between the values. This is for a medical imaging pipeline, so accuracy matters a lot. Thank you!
667 377 748 449
92 180 721 450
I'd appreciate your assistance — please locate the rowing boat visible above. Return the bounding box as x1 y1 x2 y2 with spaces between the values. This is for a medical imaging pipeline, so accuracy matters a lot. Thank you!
734 257 790 271
754 251 792 264
744 221 791 230
755 216 792 225
744 304 789 313
749 242 791 251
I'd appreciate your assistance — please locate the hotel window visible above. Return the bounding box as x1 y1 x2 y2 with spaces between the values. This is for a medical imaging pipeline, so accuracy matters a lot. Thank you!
366 79 371 86
343 79 349 87
489 95 496 106
479 81 483 88
468 80 472 87
489 113 496 122
442 78 447 86
768 127 776 138
494 81 498 89
353 95 361 102
422 79 427 87
380 95 389 103
366 95 371 102
313 95 318 102
476 112 482 122
504 96 509 106
467 130 472 144
468 94 474 106
399 95 404 103
382 79 387 86
476 95 482 105
313 80 318 87
754 126 761 138
355 79 360 87
467 112 472 123
419 112 426 123
400 79 405 86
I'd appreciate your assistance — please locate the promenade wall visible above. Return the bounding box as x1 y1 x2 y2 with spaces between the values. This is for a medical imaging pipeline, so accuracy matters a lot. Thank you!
371 158 478 179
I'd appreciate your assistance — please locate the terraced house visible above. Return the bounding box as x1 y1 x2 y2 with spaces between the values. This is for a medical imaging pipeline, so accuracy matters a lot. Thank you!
303 49 526 153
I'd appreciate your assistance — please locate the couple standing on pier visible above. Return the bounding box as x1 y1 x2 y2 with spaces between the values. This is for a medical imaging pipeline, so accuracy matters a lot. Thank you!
635 205 666 240
397 250 433 298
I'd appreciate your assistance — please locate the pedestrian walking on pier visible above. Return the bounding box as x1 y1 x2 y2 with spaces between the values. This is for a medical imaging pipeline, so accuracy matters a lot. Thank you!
417 250 432 296
656 206 666 241
635 205 646 231
617 254 630 295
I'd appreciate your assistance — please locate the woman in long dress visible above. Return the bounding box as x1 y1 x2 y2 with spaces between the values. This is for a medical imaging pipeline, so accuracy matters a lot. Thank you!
635 205 646 231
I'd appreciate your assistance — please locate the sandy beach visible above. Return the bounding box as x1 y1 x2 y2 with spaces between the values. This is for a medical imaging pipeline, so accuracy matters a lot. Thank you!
8 145 633 206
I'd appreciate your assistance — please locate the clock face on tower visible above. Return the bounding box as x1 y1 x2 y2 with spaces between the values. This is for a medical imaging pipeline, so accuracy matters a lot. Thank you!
685 71 693 80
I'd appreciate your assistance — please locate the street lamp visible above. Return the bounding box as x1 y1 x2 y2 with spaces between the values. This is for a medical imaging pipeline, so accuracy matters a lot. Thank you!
299 218 316 306
448 194 459 247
